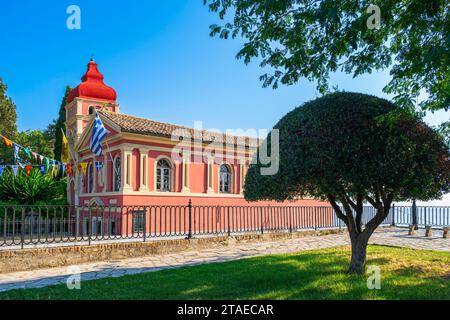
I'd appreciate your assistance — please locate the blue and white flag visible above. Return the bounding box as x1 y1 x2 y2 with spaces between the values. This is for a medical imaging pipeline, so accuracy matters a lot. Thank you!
95 161 103 172
0 165 5 177
90 113 108 156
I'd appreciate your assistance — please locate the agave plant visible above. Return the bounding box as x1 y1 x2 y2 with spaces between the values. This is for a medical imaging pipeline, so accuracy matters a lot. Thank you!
0 168 67 205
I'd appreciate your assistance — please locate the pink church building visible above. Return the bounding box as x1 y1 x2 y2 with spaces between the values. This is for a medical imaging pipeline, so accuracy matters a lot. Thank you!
65 60 328 235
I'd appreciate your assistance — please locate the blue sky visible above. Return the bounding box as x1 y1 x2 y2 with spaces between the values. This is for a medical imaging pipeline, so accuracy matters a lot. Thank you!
1 1 448 204
0 0 447 133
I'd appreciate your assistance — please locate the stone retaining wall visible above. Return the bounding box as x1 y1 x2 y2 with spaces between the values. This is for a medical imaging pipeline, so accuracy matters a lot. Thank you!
0 229 344 274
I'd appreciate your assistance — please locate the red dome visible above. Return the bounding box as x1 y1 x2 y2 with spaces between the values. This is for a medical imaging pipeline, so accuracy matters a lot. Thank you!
68 60 117 103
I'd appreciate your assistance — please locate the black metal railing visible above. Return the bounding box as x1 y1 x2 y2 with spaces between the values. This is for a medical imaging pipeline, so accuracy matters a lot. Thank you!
0 202 448 249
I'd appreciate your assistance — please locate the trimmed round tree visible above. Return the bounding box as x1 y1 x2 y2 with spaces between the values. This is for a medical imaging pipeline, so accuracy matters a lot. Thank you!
244 92 450 274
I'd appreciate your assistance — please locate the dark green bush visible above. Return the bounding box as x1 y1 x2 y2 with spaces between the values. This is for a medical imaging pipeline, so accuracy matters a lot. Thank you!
0 168 67 205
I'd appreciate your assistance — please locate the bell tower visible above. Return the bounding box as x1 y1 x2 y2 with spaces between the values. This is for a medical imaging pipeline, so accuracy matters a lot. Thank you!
65 59 119 147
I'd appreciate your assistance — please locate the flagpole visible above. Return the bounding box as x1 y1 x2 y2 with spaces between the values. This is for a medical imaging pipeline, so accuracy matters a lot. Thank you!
104 140 118 177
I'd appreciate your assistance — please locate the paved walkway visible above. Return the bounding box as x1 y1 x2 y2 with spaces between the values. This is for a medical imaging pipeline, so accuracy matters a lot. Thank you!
0 228 448 293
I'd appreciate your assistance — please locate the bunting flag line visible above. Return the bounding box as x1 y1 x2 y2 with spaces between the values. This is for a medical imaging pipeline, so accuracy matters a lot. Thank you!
0 164 68 175
13 143 20 163
11 165 19 177
53 163 59 177
25 165 33 176
24 147 31 158
3 137 13 147
0 133 62 172
67 163 73 176
0 132 74 179
80 162 88 175
0 133 109 181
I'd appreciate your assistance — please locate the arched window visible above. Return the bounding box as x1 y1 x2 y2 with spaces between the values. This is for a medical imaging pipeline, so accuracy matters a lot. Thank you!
220 164 232 194
113 157 121 192
87 163 94 193
156 159 172 192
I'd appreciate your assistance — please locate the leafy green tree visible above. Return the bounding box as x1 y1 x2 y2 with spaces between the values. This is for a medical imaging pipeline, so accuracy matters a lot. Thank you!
205 0 449 112
0 78 17 164
244 92 450 274
53 86 72 162
0 169 68 205
15 130 54 160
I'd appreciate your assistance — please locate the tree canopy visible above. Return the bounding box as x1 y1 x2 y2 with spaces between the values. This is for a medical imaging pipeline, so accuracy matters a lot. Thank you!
0 78 17 164
205 0 449 113
15 130 55 160
0 78 17 137
53 86 72 162
244 92 449 272
245 92 449 203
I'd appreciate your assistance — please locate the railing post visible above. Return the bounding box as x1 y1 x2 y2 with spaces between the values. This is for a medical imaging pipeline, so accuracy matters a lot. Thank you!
412 200 418 230
260 207 264 235
391 204 396 227
21 208 25 250
314 207 318 231
227 207 231 237
187 199 193 240
143 207 147 243
289 207 293 233
75 206 80 239
88 207 92 246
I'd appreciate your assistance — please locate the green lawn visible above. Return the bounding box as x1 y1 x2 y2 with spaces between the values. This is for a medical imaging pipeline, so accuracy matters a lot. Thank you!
1 245 449 300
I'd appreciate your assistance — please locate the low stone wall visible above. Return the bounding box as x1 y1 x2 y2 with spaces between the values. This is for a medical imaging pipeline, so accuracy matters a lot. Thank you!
0 229 344 274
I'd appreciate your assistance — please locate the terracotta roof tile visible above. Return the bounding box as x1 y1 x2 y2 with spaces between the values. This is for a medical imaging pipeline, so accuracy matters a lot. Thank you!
99 111 259 147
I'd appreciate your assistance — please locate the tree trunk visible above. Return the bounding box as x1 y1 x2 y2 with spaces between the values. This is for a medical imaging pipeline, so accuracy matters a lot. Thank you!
349 233 369 274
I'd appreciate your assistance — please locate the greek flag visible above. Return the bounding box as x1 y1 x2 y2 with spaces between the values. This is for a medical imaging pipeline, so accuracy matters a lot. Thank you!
90 113 108 156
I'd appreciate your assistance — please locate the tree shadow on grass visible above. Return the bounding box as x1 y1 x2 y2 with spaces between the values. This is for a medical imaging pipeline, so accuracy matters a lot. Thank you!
1 247 448 300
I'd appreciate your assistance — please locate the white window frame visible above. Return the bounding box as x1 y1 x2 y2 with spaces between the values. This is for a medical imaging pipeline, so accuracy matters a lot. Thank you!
219 164 233 194
155 157 173 192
